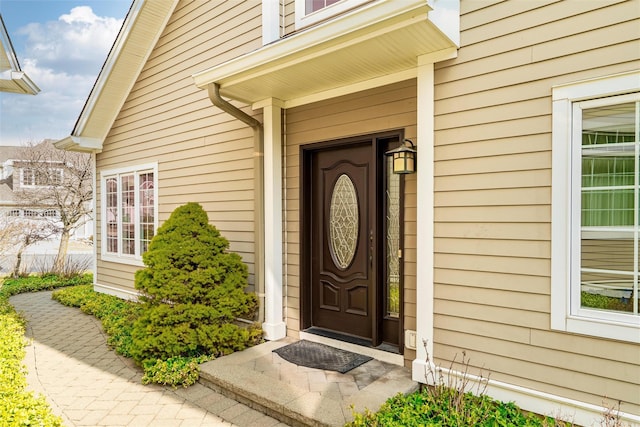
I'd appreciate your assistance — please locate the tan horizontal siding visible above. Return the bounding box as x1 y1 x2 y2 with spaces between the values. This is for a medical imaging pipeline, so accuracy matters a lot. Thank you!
436 237 549 259
433 0 640 411
436 268 550 294
435 205 548 223
285 81 417 345
95 0 262 294
283 0 295 35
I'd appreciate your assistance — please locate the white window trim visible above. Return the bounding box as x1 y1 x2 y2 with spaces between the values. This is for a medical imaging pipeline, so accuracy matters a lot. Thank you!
551 71 640 343
19 165 64 188
294 0 370 30
100 162 158 267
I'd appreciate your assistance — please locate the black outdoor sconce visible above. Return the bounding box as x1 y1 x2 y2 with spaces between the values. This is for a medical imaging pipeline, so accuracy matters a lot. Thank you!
385 138 416 174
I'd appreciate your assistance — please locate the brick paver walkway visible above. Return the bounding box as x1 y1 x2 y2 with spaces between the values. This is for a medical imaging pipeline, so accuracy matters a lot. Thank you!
10 291 287 427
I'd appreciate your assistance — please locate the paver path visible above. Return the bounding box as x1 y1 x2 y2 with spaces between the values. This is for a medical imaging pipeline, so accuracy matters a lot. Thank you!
10 291 287 427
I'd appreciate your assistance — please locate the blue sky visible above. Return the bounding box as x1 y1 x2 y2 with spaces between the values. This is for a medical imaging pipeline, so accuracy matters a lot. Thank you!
0 0 131 146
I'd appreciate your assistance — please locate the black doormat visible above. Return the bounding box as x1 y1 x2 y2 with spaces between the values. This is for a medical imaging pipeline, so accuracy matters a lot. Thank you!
273 340 372 373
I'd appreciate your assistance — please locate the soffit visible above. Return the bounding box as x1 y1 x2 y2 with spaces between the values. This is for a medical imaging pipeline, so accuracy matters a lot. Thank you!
192 0 456 106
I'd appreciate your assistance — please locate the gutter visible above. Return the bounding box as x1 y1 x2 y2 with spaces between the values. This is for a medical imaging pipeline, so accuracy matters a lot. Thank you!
207 83 265 325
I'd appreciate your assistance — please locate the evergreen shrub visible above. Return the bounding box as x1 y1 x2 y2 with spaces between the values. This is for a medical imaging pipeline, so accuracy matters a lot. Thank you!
130 202 261 364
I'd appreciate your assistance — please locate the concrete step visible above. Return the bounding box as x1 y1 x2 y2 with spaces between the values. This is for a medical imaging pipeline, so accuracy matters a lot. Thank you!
198 339 418 427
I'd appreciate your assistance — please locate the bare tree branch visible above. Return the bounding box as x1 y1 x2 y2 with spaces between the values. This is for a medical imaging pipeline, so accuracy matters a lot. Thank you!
11 140 93 273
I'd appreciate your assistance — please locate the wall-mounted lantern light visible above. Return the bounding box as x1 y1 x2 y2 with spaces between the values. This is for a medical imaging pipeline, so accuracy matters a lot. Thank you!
385 139 416 174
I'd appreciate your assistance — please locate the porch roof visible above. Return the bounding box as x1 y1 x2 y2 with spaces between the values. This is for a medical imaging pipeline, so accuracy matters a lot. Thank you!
192 0 457 108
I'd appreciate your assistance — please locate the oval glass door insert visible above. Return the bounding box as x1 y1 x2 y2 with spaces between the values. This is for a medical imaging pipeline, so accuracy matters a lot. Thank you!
329 174 359 269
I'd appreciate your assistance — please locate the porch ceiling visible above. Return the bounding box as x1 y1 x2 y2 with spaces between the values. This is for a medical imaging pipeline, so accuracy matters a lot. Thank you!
192 0 456 107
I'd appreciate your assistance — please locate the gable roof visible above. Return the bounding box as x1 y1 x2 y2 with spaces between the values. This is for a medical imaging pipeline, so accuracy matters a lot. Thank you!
54 0 178 153
0 14 39 95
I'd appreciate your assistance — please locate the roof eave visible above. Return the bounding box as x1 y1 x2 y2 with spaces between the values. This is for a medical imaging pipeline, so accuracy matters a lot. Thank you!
53 136 103 153
10 71 40 95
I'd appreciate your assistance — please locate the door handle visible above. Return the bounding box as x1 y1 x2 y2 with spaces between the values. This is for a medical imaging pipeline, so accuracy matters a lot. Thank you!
369 229 373 268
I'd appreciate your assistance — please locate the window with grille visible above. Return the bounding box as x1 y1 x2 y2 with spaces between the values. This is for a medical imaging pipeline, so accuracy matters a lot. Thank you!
101 164 157 264
20 166 63 187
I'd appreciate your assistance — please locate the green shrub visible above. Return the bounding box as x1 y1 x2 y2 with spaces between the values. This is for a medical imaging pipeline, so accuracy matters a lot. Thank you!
53 284 238 388
347 386 564 427
581 292 633 312
348 347 570 427
130 202 261 364
53 285 142 358
141 355 212 387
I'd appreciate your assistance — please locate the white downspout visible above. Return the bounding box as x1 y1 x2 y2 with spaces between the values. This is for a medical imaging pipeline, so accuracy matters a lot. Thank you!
207 83 265 325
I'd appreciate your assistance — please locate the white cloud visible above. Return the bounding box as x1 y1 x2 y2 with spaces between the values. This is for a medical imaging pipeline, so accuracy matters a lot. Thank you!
21 6 122 74
0 6 123 146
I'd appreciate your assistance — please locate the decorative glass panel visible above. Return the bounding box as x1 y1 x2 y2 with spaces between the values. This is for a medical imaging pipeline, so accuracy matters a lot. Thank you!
121 174 135 255
329 174 359 269
386 155 400 318
106 178 118 253
139 172 155 254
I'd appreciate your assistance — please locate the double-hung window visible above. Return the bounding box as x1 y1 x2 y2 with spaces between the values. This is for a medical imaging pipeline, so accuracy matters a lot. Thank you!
552 72 640 342
101 163 157 265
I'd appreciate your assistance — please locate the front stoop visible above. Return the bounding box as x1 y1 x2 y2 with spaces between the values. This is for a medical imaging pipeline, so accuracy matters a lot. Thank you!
198 339 419 427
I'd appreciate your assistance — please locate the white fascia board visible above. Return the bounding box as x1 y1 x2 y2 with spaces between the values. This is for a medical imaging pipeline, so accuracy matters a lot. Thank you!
53 136 103 153
192 0 429 89
0 15 20 72
11 71 40 95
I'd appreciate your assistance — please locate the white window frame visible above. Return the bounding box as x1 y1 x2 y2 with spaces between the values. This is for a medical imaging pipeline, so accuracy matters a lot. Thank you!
551 71 640 343
20 165 63 188
100 163 158 266
294 0 370 29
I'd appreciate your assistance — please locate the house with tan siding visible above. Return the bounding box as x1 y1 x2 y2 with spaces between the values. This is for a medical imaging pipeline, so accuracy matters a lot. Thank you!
55 0 640 425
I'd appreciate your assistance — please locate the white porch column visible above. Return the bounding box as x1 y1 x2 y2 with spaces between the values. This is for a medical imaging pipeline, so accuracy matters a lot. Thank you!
412 55 436 381
260 98 287 340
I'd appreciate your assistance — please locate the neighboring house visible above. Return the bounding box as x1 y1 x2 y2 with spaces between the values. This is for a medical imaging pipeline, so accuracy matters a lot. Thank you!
0 143 92 239
0 14 39 95
55 1 639 425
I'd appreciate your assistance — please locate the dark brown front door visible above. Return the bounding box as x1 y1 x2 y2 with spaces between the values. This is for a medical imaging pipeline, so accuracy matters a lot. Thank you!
310 141 375 340
302 132 404 351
